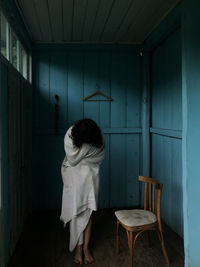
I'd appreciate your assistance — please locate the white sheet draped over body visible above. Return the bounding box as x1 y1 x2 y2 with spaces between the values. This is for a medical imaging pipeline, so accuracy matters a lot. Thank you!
60 126 105 251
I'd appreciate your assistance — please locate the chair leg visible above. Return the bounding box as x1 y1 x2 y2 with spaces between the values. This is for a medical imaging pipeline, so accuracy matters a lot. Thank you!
116 220 120 254
128 231 133 267
157 230 170 265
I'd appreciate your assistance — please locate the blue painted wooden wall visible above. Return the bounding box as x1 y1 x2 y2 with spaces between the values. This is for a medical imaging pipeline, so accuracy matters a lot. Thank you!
0 59 32 267
182 0 200 265
32 46 142 210
0 62 9 267
151 28 183 237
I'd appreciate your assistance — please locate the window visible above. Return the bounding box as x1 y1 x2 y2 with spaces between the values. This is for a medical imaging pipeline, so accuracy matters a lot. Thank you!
29 54 32 83
0 12 8 59
11 31 17 69
0 9 31 82
22 46 27 79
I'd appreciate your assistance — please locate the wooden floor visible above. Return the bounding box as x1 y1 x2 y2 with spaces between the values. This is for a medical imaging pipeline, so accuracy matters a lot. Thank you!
9 209 184 267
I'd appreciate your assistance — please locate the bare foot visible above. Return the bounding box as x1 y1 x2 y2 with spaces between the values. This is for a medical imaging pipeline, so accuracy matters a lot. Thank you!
74 245 83 265
83 247 94 264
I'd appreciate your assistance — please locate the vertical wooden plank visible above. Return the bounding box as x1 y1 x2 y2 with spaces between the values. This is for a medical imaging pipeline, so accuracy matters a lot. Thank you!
99 52 111 129
144 183 147 210
49 52 68 129
141 53 150 178
152 46 163 128
152 29 182 130
68 51 84 126
161 43 171 129
162 136 172 225
34 136 48 209
41 136 64 209
110 134 126 207
170 29 182 131
33 53 39 130
110 53 126 128
126 52 141 128
152 184 155 213
83 51 99 123
37 52 50 129
171 138 183 236
126 134 140 206
149 183 152 211
98 134 110 208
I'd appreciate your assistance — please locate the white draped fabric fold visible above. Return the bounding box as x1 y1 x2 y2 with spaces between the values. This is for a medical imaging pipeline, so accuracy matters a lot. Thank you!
60 126 105 251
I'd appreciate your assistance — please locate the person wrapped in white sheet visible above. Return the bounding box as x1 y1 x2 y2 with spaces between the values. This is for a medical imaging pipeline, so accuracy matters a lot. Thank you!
60 119 105 264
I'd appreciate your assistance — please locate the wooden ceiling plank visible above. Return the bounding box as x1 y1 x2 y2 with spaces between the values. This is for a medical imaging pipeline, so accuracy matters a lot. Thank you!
17 0 41 41
47 0 63 42
121 0 160 42
90 0 115 41
17 0 180 44
33 0 52 42
72 0 88 41
63 0 74 41
139 0 180 42
114 0 147 42
82 0 100 41
100 0 133 42
124 0 179 42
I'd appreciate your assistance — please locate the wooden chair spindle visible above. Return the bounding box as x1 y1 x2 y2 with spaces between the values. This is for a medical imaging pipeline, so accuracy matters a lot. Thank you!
149 183 152 211
152 184 155 213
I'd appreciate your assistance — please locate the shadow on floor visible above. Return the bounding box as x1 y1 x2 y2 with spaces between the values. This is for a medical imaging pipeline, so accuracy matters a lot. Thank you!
8 209 184 267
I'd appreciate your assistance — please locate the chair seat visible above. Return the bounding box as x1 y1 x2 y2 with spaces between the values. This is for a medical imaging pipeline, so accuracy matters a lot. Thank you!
115 209 157 227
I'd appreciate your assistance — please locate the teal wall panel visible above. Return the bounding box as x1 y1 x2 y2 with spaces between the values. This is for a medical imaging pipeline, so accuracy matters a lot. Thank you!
35 53 50 129
151 135 183 236
126 54 141 128
99 134 110 208
151 28 183 237
110 54 127 128
68 52 84 126
182 0 200 265
110 134 126 207
84 52 100 122
0 60 32 266
50 52 68 129
152 29 182 130
99 52 111 129
33 46 142 210
126 134 140 206
33 136 64 209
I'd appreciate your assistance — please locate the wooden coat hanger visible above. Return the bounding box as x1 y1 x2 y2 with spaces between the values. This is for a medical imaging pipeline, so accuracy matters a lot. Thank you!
83 90 113 101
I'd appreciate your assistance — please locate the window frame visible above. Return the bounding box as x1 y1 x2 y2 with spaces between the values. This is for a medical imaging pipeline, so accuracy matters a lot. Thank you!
0 8 31 83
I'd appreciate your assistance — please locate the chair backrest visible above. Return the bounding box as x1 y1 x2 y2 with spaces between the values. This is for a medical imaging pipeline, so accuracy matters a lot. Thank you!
139 176 162 218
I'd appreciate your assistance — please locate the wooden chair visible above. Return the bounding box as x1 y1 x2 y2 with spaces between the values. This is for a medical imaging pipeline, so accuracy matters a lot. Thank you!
115 176 170 267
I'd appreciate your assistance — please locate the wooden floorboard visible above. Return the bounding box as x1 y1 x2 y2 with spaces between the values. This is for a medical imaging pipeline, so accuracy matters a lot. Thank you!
8 209 184 267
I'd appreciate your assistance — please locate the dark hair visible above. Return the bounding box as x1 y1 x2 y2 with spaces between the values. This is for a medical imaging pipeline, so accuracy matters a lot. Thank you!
71 119 103 148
